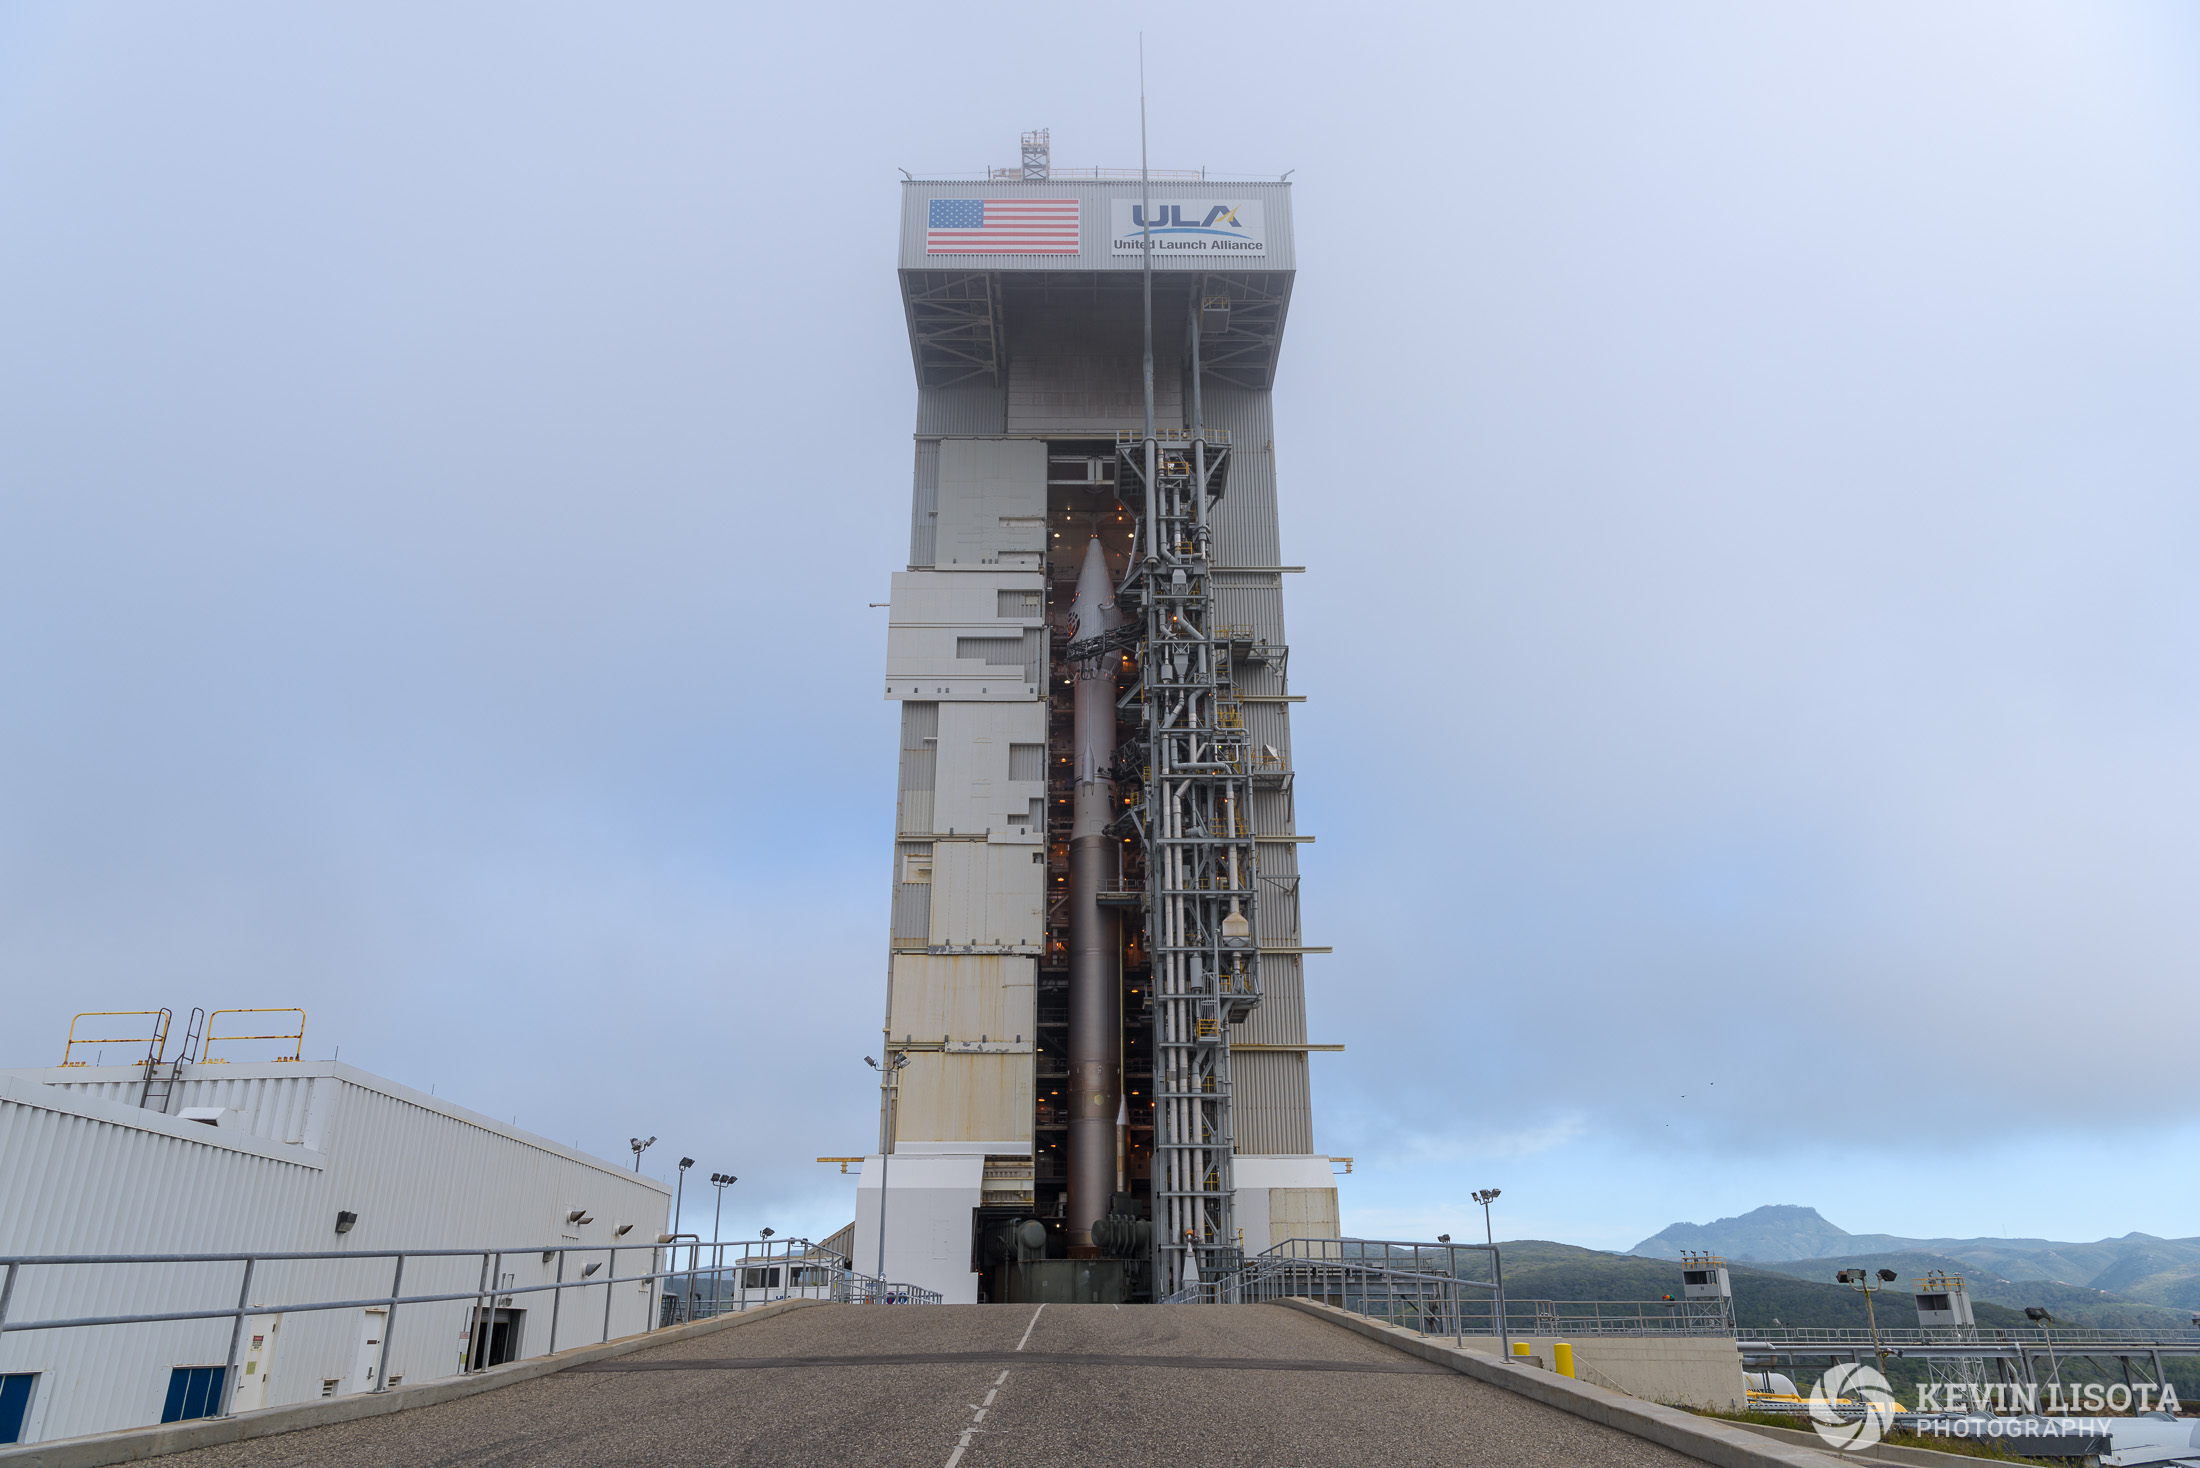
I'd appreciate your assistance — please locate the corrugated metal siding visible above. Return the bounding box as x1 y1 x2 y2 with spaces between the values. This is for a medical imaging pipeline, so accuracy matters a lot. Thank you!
1203 383 1317 1154
1245 703 1294 765
1006 743 1043 783
1256 881 1302 951
953 633 1045 685
955 636 1025 664
909 441 939 566
0 1066 667 1444
1231 1052 1313 1155
42 1071 325 1146
897 179 1298 274
901 701 940 748
1207 387 1281 567
1007 297 1185 434
1234 958 1305 1048
897 702 939 836
915 385 1007 436
892 841 934 941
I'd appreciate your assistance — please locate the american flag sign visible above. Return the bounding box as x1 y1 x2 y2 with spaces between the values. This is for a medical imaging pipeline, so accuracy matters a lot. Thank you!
926 197 1081 255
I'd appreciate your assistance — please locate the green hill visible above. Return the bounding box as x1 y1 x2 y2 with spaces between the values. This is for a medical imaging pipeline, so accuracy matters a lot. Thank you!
1491 1240 2200 1408
1494 1240 1987 1332
1745 1251 2200 1334
1631 1207 2200 1311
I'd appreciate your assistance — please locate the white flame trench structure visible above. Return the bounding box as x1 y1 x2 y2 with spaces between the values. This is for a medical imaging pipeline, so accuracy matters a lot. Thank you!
873 172 1336 1302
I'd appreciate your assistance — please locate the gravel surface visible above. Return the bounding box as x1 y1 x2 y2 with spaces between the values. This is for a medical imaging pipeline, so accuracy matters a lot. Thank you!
155 1303 1710 1468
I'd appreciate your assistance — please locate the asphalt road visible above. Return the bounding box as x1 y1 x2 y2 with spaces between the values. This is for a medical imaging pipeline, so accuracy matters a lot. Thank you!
161 1303 1708 1468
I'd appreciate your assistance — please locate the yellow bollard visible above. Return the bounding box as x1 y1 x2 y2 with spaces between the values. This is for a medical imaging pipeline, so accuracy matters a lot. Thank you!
1554 1342 1576 1378
1512 1342 1532 1358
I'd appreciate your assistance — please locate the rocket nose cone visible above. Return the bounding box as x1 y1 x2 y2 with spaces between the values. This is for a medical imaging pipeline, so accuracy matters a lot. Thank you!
1071 536 1118 635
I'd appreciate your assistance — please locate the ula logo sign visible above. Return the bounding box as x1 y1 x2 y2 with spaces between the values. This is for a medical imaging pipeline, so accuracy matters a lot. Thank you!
1111 199 1266 256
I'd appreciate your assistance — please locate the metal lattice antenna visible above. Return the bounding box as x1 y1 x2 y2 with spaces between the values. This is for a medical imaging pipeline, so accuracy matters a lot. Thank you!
1021 129 1050 180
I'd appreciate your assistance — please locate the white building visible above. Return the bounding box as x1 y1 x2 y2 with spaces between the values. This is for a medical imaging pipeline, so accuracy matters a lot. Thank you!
0 1060 669 1447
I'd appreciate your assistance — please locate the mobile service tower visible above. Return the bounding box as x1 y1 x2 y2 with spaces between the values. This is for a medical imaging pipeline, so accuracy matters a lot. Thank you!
862 133 1335 1304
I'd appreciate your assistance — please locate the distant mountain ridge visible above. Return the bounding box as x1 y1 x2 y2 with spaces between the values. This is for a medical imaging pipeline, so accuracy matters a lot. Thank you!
1632 1204 1850 1263
1631 1206 2200 1311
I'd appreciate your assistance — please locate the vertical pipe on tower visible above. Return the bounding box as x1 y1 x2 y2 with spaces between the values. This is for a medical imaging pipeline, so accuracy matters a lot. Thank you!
1066 537 1123 1254
1190 289 1207 546
1138 38 1158 557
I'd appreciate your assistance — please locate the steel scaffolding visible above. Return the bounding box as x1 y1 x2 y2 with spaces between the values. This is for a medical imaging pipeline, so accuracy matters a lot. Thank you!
1108 408 1255 1297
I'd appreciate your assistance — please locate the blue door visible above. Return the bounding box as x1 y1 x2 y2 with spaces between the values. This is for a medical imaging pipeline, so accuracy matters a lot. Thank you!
0 1374 34 1444
160 1366 226 1423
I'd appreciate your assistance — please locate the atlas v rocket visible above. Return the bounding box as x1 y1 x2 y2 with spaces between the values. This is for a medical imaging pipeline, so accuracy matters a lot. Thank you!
1066 534 1123 1255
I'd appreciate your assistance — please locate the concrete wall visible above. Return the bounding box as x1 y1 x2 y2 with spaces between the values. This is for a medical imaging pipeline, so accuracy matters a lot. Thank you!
1474 1336 1748 1411
1232 1156 1340 1256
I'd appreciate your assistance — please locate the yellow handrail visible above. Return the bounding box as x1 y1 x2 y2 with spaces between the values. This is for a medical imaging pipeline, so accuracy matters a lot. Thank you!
61 1010 170 1067
202 1008 306 1063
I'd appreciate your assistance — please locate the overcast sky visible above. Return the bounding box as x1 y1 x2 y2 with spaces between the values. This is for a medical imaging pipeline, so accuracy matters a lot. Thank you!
4 2 2197 1254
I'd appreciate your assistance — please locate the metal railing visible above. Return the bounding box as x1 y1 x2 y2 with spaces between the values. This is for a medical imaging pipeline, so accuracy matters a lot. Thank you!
1164 1237 1513 1357
1167 1237 1752 1345
986 166 1213 181
1499 1299 1735 1336
652 1237 943 1321
0 1236 939 1425
1739 1324 2200 1348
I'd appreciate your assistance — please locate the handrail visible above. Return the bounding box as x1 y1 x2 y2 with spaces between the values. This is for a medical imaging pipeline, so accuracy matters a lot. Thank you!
0 1235 941 1425
61 1010 171 1068
1740 1325 2200 1347
201 1008 306 1063
1168 1236 1512 1357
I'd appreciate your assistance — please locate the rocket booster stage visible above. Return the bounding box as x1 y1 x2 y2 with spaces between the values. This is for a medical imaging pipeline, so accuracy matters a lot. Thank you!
1066 536 1123 1254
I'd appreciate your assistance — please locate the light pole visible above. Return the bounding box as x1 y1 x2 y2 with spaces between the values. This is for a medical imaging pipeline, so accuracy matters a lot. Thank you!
630 1136 655 1172
1472 1188 1501 1246
865 1053 910 1287
707 1173 736 1310
709 1173 736 1248
1838 1268 1899 1374
672 1157 695 1312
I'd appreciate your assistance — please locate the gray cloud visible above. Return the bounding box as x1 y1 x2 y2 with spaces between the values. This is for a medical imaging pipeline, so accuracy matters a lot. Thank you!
2 0 2194 1244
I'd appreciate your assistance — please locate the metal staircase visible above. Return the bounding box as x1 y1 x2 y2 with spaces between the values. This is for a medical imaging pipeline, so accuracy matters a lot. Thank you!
137 1007 203 1113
